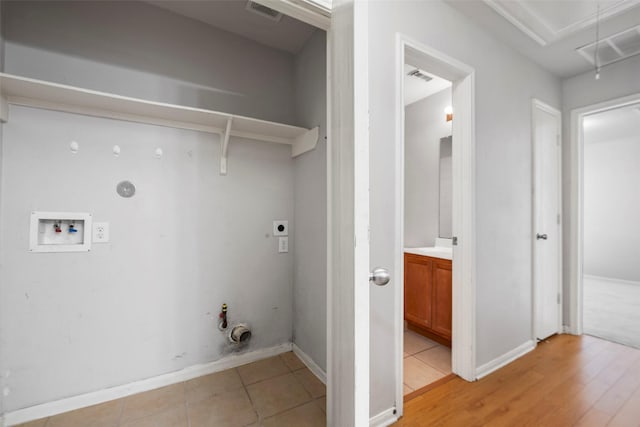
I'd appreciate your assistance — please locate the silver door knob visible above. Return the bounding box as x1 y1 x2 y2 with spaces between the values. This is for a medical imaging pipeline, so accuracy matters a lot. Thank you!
369 267 390 286
536 233 548 240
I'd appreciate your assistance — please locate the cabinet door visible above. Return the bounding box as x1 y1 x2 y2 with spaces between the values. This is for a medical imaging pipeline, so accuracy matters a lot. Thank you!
404 255 432 329
431 260 452 338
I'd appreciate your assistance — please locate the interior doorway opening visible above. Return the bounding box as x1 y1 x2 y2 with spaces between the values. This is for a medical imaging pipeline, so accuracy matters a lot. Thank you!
580 103 640 349
569 93 640 346
401 64 455 398
393 36 477 413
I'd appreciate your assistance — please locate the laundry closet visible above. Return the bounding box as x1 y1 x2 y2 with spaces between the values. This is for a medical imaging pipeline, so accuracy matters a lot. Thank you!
0 0 327 418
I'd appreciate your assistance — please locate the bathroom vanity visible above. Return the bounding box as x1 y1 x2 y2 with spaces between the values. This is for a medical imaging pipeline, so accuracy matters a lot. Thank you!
404 247 452 347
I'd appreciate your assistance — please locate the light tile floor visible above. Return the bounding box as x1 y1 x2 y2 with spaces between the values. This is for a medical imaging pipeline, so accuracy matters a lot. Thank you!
17 352 325 427
403 329 452 395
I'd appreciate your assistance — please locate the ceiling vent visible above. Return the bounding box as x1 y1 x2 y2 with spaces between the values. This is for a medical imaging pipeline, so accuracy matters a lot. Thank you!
245 1 283 22
407 69 433 83
577 25 640 68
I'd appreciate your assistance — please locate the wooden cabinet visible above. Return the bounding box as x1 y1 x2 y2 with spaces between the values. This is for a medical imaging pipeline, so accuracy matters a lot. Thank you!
404 253 452 347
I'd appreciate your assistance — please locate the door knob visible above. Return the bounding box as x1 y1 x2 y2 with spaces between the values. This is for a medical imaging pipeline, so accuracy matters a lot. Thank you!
536 233 548 240
369 267 390 286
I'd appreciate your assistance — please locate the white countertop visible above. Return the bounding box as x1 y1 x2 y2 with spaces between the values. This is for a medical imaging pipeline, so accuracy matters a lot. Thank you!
404 246 452 260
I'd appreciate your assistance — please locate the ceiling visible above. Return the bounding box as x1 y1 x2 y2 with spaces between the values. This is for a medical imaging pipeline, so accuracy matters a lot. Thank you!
143 0 640 76
446 0 640 78
404 64 452 106
145 0 317 54
583 103 640 143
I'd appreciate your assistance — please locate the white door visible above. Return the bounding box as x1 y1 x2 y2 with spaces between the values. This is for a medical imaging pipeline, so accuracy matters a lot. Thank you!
532 99 562 341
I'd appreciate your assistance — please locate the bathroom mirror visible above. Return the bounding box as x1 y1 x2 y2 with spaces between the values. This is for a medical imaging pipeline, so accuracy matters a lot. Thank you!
439 136 453 238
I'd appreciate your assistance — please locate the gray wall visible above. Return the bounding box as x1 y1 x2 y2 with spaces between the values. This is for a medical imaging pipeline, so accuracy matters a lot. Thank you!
3 0 295 124
584 134 640 282
561 55 640 322
0 106 294 412
404 88 452 248
0 0 5 71
367 0 561 416
292 30 327 372
0 0 5 417
0 0 310 413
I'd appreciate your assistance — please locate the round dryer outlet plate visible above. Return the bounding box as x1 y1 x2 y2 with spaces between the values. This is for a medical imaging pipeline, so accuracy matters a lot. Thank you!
116 180 136 198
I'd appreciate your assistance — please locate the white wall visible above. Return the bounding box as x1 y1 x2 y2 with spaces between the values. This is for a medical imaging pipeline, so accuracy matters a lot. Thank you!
292 30 327 372
0 106 294 412
366 0 561 416
0 0 305 414
561 55 640 322
0 0 5 417
584 134 640 282
2 0 296 124
404 88 452 248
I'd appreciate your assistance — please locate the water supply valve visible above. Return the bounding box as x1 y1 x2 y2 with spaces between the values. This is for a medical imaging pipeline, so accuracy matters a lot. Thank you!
218 303 228 331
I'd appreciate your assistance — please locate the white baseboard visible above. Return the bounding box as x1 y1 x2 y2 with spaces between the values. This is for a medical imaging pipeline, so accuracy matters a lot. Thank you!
292 343 327 384
369 407 398 427
3 342 292 426
583 274 640 287
475 340 535 380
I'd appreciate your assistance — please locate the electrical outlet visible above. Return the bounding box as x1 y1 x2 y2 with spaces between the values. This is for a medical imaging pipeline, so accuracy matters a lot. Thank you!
92 222 110 243
278 236 288 253
273 220 288 236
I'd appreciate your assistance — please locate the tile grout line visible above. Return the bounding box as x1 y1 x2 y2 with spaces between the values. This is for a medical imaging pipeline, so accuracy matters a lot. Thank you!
253 353 323 424
116 394 126 427
183 397 191 427
261 396 320 423
241 354 307 388
240 367 264 425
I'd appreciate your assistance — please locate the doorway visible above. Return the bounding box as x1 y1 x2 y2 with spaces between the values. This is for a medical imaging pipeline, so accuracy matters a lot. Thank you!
569 93 640 344
402 66 454 397
393 36 477 411
580 103 640 348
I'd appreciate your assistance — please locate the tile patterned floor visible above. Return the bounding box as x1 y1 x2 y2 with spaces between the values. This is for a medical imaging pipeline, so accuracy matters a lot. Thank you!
17 352 325 427
403 330 452 395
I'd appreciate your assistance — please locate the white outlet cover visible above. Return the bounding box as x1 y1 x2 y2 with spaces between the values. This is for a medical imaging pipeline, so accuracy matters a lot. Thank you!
92 222 110 243
273 220 288 236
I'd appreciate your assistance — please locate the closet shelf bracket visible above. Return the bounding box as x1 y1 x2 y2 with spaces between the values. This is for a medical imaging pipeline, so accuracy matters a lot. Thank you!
0 94 8 123
220 117 233 175
291 126 319 158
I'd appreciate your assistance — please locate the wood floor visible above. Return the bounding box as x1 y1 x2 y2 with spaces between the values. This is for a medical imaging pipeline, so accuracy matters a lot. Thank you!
395 334 640 427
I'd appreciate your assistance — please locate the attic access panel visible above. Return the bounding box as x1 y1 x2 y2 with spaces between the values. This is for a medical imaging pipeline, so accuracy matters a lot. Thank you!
577 24 640 68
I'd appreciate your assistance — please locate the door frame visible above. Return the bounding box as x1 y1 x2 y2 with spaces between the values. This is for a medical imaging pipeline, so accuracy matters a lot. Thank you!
394 34 477 410
254 1 371 424
568 92 640 335
531 99 563 341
